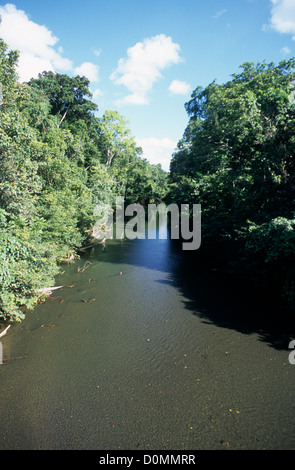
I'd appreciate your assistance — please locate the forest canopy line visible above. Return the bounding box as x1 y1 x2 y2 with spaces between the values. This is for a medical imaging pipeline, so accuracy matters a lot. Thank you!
0 36 294 322
0 38 168 322
168 59 295 313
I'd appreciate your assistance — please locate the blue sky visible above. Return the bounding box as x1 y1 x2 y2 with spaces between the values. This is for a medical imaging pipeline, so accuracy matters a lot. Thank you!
1 0 295 170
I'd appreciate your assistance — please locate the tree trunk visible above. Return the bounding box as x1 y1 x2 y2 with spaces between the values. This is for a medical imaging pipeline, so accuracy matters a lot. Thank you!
58 106 70 128
106 148 115 168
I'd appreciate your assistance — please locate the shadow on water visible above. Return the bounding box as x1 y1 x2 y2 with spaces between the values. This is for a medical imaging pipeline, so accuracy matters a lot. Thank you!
82 232 295 351
166 241 295 351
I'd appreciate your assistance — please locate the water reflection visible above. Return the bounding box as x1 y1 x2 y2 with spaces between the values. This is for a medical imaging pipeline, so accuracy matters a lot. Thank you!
166 243 295 351
1 223 295 451
82 227 295 351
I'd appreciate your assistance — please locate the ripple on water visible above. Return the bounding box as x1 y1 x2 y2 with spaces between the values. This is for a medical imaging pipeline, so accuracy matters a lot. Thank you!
0 237 295 450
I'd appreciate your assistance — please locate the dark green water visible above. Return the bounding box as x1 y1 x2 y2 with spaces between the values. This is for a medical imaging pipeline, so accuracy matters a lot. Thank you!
0 232 295 450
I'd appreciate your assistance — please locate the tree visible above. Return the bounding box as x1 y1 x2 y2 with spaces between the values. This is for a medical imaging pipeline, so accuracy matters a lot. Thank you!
97 110 140 169
28 71 97 128
169 59 295 310
125 158 168 205
0 36 169 322
0 37 19 91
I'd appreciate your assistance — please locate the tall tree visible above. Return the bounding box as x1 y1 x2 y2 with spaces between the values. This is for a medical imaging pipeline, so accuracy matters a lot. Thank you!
97 110 141 169
169 59 295 310
0 37 19 91
28 71 97 127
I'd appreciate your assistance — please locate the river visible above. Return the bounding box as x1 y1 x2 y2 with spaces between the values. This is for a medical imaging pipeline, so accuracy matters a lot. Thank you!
0 229 295 450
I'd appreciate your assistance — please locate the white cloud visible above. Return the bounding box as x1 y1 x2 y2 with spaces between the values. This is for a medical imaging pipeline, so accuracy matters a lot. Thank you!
74 62 100 82
111 34 182 106
17 53 55 82
92 88 103 99
268 0 295 39
213 9 228 19
0 3 73 82
136 137 177 171
281 45 292 55
168 80 191 96
93 48 102 57
116 92 149 107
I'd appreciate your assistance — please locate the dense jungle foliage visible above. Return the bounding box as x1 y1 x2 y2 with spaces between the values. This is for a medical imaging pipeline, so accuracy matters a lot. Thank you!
168 59 295 312
1 37 294 322
0 39 167 321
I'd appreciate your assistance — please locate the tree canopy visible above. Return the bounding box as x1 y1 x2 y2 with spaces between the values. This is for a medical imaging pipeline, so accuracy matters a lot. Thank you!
1 37 293 320
169 59 295 311
0 38 168 322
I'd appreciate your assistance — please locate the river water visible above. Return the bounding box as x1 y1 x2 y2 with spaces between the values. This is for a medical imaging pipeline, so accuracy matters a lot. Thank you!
0 229 295 450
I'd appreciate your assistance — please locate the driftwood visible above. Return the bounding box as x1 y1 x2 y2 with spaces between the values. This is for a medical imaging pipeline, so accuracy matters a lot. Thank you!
77 261 92 273
38 286 65 296
63 254 75 262
0 325 11 338
2 355 28 363
78 238 106 252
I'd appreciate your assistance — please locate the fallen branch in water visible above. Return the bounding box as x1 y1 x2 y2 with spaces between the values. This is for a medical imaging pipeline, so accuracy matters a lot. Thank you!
0 325 11 338
3 355 28 363
77 261 92 273
38 286 65 296
78 239 106 252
